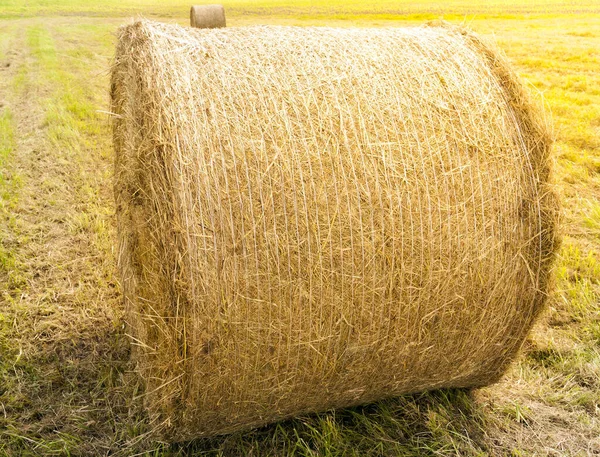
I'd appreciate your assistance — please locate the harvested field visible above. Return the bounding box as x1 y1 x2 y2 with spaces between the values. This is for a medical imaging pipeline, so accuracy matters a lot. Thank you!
0 3 598 456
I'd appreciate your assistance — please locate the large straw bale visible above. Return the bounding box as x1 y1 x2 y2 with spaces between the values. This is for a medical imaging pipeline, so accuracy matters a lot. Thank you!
111 20 559 440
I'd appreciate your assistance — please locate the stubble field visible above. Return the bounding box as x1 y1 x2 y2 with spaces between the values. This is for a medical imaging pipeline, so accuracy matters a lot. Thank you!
0 1 599 455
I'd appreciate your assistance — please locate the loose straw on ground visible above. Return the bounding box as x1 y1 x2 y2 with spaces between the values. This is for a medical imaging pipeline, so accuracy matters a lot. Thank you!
111 20 559 441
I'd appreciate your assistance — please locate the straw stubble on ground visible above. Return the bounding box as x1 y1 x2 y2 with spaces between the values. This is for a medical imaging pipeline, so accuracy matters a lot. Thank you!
0 19 144 455
0 9 599 457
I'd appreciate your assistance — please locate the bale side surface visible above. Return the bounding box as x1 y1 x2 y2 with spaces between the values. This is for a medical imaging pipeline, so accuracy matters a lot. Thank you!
111 20 559 440
190 4 225 28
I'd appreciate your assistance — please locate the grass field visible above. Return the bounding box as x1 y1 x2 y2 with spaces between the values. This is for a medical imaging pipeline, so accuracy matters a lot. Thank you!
0 1 599 456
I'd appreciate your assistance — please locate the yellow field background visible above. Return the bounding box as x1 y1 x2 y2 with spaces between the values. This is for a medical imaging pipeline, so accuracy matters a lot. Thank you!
2 0 600 17
0 1 598 455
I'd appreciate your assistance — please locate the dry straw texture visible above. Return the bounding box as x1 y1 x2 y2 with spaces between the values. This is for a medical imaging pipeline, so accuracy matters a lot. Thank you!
111 20 559 441
190 4 226 29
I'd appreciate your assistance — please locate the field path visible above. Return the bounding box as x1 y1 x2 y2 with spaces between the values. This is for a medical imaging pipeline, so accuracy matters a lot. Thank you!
0 19 143 456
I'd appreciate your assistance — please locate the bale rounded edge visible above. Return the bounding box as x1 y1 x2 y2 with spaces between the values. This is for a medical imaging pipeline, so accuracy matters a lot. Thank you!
190 4 226 29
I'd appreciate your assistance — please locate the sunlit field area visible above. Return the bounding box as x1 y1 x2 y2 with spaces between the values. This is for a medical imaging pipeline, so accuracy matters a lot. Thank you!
0 1 599 455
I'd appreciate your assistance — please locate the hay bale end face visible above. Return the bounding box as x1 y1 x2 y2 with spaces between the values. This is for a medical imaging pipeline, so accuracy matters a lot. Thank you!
111 20 559 440
190 4 225 28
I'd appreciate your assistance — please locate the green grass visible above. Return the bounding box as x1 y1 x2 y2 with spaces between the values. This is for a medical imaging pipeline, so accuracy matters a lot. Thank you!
0 108 18 275
0 108 14 172
0 3 599 456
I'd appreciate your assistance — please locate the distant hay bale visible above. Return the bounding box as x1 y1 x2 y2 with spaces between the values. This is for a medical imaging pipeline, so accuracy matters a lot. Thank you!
111 20 559 441
190 4 225 28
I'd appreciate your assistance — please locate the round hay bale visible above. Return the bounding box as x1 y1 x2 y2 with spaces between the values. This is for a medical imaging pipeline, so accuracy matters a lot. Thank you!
111 20 559 441
190 4 225 28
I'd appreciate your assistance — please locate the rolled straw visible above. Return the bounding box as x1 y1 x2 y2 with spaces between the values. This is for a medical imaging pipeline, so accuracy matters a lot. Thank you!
190 4 226 28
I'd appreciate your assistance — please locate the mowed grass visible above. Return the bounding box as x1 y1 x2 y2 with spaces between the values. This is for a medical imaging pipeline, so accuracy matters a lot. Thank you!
0 3 599 456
